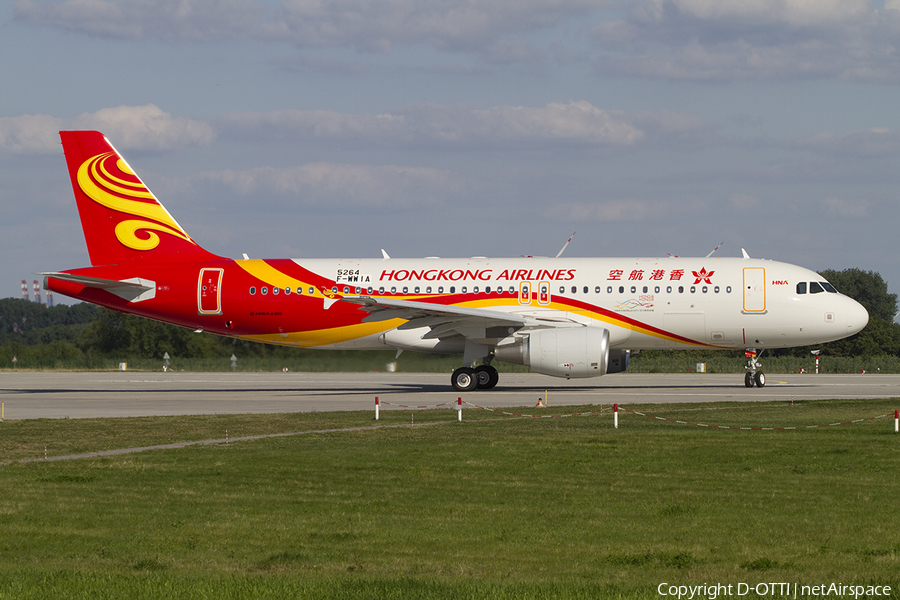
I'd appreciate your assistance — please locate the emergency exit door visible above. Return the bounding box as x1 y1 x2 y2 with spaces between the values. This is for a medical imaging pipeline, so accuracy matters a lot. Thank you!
198 268 224 315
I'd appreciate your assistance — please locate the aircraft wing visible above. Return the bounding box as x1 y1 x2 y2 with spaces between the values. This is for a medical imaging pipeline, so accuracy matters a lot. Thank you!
340 295 533 343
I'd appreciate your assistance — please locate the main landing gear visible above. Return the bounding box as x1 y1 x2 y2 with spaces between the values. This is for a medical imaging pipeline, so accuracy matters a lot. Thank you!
451 364 499 392
744 348 766 388
452 342 501 392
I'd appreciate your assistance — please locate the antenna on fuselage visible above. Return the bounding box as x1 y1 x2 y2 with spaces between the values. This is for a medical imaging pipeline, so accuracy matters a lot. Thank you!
555 232 576 258
705 242 725 258
741 248 751 259
381 249 390 259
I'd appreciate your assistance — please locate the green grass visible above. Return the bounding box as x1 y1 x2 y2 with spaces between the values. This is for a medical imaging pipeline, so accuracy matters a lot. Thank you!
1 400 899 599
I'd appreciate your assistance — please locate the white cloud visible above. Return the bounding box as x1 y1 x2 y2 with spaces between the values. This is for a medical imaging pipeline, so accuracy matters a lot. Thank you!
592 0 900 83
194 162 452 208
16 0 603 56
220 101 674 147
0 105 214 154
794 128 900 157
821 196 868 217
15 0 265 41
638 0 869 26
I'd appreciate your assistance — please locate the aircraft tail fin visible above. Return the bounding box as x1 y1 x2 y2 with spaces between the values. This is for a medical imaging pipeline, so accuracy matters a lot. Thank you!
59 130 218 266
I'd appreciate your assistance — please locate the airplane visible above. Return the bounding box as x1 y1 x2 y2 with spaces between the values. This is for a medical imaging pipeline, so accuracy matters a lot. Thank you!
43 131 869 391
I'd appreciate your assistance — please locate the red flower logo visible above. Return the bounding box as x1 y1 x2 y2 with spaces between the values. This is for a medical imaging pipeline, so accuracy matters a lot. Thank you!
692 267 714 284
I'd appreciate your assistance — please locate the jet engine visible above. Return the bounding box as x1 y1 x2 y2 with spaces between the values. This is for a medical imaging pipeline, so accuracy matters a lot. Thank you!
494 327 611 378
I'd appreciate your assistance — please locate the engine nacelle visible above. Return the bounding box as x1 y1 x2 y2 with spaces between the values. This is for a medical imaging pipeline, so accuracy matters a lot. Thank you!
495 327 610 378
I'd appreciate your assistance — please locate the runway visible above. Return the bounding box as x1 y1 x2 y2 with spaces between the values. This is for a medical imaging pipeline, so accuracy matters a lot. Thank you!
2 371 899 420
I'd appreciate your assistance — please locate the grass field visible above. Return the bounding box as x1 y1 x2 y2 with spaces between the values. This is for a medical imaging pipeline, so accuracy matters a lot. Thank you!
1 400 899 599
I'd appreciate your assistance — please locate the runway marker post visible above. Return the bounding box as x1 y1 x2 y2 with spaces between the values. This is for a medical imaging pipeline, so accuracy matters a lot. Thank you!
375 397 380 421
614 403 618 429
895 409 898 433
457 397 462 422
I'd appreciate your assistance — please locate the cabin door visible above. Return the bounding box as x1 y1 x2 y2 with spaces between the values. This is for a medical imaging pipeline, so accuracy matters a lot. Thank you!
198 268 224 315
742 267 766 313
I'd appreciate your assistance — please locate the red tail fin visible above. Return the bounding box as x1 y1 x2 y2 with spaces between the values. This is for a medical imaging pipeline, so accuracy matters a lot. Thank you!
60 130 218 266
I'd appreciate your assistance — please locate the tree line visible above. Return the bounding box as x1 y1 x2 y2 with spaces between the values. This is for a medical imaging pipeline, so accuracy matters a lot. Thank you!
2 268 898 369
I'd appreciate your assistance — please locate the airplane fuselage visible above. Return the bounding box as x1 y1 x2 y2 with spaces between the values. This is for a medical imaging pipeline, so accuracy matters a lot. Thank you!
49 255 867 353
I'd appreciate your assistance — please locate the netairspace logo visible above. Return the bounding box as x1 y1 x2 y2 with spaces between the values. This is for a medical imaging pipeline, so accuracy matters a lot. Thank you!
657 583 893 600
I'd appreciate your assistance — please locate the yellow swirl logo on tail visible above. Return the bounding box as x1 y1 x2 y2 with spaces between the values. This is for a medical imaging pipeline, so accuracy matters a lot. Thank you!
77 152 195 251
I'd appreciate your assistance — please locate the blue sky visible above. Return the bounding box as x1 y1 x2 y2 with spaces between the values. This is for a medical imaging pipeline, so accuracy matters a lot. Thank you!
2 0 900 312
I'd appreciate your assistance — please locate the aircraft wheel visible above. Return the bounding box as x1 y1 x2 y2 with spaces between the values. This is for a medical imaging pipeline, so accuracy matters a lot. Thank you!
744 372 754 388
451 367 478 392
754 371 766 388
475 365 499 389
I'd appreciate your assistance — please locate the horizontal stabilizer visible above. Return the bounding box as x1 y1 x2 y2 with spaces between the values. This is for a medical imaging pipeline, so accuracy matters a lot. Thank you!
41 272 156 303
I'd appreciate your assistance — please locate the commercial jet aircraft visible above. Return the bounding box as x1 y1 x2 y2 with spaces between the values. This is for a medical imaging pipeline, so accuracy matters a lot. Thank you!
43 131 869 391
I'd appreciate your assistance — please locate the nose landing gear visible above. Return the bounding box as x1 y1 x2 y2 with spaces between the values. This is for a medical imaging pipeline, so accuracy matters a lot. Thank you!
744 349 766 387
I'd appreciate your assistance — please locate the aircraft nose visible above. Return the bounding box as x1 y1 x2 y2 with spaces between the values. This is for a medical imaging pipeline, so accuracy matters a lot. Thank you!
845 297 869 336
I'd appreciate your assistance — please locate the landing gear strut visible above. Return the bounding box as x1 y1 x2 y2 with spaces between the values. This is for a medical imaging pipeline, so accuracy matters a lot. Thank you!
744 349 766 388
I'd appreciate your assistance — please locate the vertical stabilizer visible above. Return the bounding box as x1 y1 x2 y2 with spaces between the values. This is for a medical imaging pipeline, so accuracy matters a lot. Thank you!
59 130 218 266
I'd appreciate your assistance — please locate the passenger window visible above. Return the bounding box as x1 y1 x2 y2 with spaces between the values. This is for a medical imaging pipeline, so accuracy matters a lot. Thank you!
726 286 732 293
559 286 565 294
607 286 612 294
462 286 468 294
426 286 432 294
643 286 648 293
678 286 684 293
402 286 408 294
414 286 420 294
297 287 303 295
308 287 315 295
273 287 279 295
450 286 455 293
379 286 385 294
439 286 445 293
390 286 396 294
714 286 720 293
810 282 825 294
474 286 479 294
285 287 291 295
702 286 708 293
262 287 268 295
797 282 807 294
666 286 672 293
619 286 624 294
654 286 660 293
690 286 696 293
250 286 256 295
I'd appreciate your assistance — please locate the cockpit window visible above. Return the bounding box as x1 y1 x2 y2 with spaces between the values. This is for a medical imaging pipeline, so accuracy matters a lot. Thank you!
797 282 807 294
821 281 838 293
810 281 825 294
